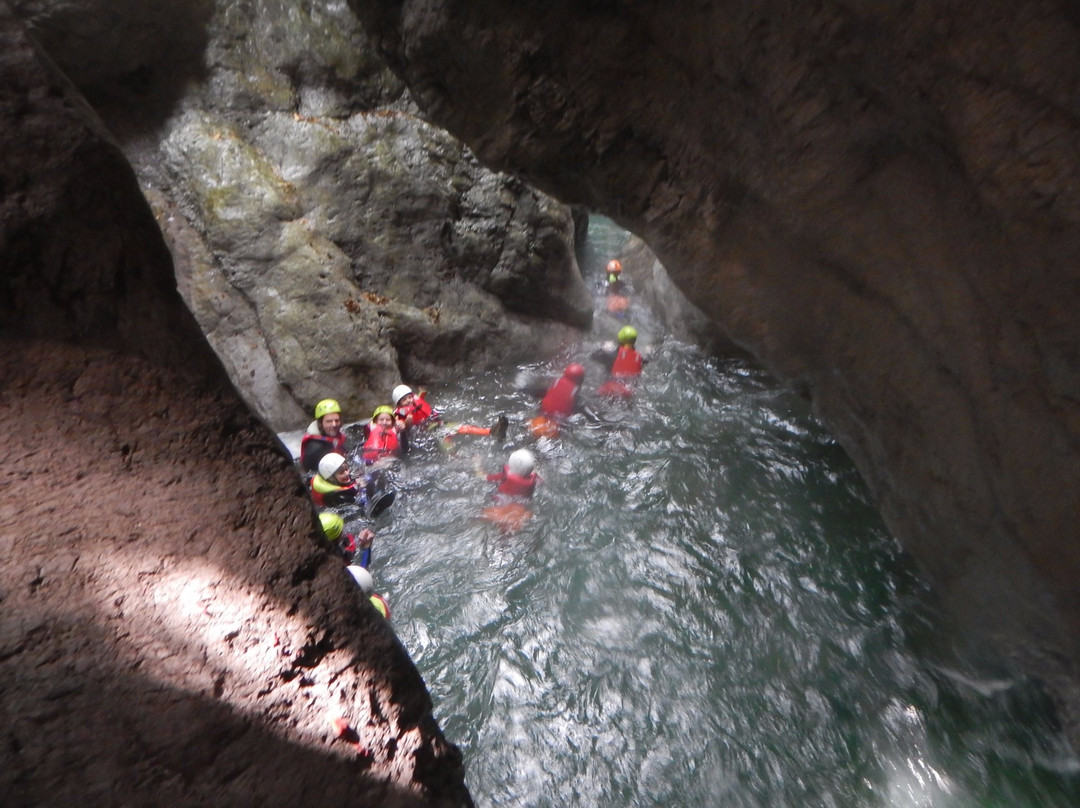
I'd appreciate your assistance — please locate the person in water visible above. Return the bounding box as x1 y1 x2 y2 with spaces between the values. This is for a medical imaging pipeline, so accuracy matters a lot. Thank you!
487 448 540 499
361 405 404 464
539 363 586 418
319 511 374 567
610 325 646 378
310 452 396 516
604 258 630 314
346 564 391 619
300 398 346 474
393 383 508 443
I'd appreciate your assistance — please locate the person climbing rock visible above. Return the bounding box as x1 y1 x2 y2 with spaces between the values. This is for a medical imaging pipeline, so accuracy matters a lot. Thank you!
361 405 404 464
300 398 346 473
487 448 540 499
319 511 374 566
346 564 391 619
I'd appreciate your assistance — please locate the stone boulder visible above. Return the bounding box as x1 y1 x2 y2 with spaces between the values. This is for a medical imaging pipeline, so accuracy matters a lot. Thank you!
0 5 472 805
15 0 592 430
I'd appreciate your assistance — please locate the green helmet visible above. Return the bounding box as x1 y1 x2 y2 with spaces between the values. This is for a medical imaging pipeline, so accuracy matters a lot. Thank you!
372 405 394 420
314 398 341 420
617 326 638 345
319 512 344 541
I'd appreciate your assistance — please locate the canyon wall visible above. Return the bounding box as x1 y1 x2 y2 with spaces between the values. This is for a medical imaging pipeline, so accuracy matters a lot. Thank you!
351 0 1080 739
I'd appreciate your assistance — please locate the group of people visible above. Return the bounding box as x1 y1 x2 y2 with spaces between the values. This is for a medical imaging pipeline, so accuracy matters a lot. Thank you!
299 256 647 620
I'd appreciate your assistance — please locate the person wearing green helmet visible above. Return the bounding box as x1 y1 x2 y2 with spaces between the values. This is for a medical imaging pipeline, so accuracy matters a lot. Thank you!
610 326 645 378
300 398 346 474
318 511 374 566
361 404 404 464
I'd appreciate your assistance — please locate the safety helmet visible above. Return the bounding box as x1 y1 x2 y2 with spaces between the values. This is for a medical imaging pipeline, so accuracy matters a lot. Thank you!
392 384 413 406
319 512 344 541
318 452 347 480
606 259 623 275
372 405 394 420
314 399 341 421
508 448 535 477
617 325 638 345
564 363 586 383
346 565 375 596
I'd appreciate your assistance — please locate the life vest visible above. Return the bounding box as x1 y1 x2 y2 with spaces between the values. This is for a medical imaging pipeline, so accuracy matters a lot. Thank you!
310 474 361 508
299 424 346 473
540 377 578 417
362 425 400 464
610 345 643 377
493 466 537 498
394 396 434 426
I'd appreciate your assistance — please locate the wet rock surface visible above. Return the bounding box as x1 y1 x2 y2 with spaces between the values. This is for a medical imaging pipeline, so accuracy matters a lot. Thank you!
1 6 472 805
352 0 1080 743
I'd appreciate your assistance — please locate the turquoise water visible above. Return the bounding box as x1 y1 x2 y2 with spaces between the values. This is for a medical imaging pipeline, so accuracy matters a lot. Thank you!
358 219 1079 807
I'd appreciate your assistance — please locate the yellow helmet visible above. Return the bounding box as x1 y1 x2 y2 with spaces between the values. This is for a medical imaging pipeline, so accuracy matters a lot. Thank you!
314 399 341 420
617 326 638 345
319 512 344 541
372 405 394 419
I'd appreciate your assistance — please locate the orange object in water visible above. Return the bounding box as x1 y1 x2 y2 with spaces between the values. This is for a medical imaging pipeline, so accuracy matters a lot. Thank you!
606 294 630 312
530 414 560 439
483 502 533 533
455 424 491 436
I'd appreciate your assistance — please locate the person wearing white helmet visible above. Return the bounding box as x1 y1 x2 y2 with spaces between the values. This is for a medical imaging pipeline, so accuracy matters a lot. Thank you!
392 384 438 429
346 565 391 619
392 381 508 445
486 448 540 499
309 452 396 517
300 398 346 473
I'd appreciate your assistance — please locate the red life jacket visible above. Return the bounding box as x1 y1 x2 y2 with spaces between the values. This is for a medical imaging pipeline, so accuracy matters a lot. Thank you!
610 345 643 377
540 377 578 417
492 466 537 498
299 430 346 473
362 425 400 464
394 396 434 426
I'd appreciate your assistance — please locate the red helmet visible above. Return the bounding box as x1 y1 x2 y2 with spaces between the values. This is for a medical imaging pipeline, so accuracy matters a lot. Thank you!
606 259 623 274
564 363 586 383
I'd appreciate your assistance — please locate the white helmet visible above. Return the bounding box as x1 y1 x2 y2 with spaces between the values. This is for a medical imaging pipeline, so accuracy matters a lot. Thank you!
508 448 535 477
392 384 413 406
346 565 375 596
318 452 347 480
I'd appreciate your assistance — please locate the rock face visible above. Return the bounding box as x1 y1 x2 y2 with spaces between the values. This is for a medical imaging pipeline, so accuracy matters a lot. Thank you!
14 0 592 431
352 1 1080 739
0 5 471 805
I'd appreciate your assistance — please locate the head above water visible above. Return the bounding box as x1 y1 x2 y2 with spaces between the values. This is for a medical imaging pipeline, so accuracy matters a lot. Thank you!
617 326 638 345
508 448 535 477
346 565 375 596
564 363 586 383
372 405 395 427
318 452 347 481
392 385 413 406
314 399 342 436
319 512 344 541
